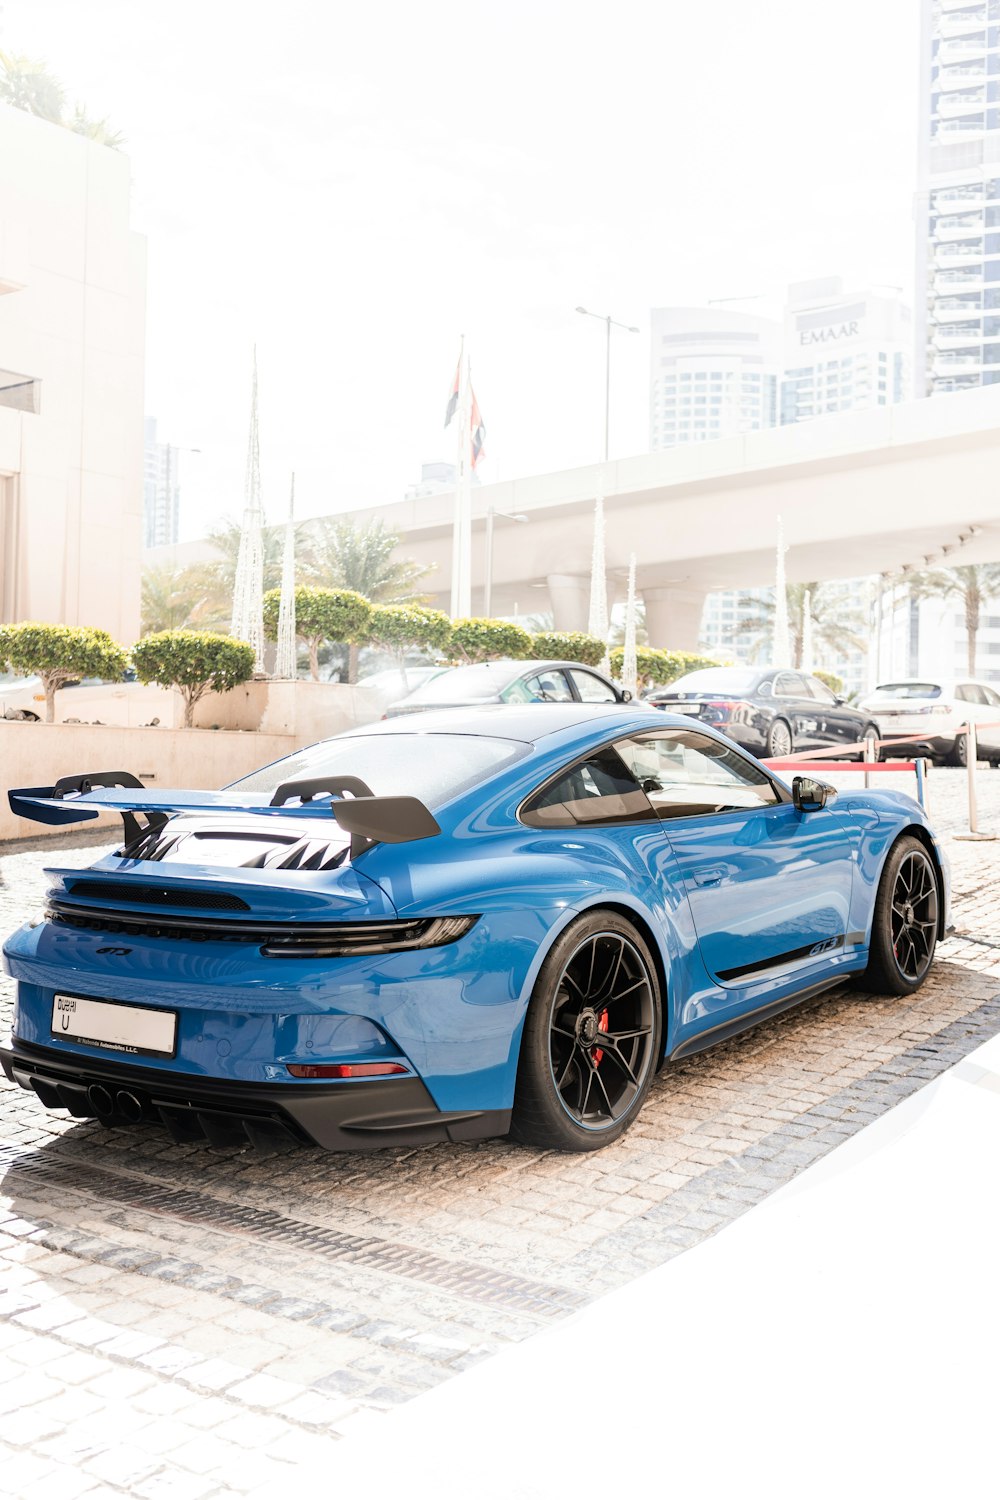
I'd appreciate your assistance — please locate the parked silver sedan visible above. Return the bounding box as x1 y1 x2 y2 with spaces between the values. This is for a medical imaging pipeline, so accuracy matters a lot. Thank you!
857 678 1000 766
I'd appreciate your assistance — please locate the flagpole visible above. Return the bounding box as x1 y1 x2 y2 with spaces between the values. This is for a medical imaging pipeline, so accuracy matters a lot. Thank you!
449 335 465 619
456 347 472 617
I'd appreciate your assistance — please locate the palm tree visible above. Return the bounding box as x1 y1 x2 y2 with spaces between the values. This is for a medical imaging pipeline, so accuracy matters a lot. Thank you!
0 52 65 121
140 564 230 635
0 51 124 147
730 581 868 669
300 518 433 681
205 516 288 605
908 563 1000 676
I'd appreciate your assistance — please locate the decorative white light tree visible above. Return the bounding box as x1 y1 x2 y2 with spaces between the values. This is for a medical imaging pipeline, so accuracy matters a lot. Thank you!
622 552 638 697
231 347 266 672
587 494 610 671
801 587 814 675
275 472 297 680
772 515 791 669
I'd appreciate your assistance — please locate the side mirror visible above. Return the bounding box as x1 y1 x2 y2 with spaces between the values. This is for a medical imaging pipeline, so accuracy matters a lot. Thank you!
792 775 837 813
621 689 633 702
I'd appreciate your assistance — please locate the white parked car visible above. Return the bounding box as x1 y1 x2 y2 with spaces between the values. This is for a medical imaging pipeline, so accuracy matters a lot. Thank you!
857 678 1000 767
0 673 171 726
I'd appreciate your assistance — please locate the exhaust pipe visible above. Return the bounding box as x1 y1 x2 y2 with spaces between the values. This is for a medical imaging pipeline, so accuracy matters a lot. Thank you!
87 1084 115 1117
115 1090 145 1125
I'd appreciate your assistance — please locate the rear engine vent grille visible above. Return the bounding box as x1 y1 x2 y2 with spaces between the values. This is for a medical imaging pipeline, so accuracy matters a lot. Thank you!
62 882 250 911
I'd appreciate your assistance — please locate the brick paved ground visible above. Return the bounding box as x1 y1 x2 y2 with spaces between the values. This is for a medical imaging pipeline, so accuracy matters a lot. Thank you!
0 766 998 1497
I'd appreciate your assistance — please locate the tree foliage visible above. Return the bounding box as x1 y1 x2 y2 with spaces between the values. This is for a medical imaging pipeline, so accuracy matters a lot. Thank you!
300 517 431 602
907 564 1000 677
141 564 229 635
131 630 255 727
730 581 867 670
449 618 532 664
0 621 128 722
607 646 722 686
0 51 123 146
367 604 452 692
530 631 605 667
262 586 372 681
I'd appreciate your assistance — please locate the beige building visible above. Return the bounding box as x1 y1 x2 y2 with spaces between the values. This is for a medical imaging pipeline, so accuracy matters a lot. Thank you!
0 103 146 641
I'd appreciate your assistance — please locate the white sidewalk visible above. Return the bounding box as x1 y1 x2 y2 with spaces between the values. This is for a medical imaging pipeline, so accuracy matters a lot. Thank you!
327 1032 1000 1500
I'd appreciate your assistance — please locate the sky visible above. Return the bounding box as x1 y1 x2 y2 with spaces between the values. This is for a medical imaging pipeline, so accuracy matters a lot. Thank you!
1 0 920 539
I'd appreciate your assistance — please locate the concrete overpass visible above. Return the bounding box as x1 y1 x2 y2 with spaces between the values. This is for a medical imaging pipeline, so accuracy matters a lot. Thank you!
350 385 1000 649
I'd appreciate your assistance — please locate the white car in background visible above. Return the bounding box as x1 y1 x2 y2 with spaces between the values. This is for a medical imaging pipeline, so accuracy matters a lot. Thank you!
857 678 1000 767
0 673 170 726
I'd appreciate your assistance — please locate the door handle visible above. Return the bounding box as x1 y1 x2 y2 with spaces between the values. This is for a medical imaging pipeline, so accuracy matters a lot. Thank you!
692 864 726 887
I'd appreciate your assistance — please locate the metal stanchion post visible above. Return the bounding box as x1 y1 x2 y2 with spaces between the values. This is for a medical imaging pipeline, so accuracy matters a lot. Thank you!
955 719 996 841
864 735 876 790
915 757 928 812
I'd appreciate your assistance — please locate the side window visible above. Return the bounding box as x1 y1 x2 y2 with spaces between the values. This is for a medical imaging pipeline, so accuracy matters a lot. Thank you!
521 746 655 828
615 731 780 820
982 686 1000 708
956 683 987 705
774 673 809 699
569 669 617 703
520 670 574 703
806 676 837 705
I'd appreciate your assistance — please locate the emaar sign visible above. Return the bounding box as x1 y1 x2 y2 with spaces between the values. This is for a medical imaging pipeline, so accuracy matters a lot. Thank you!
799 319 861 346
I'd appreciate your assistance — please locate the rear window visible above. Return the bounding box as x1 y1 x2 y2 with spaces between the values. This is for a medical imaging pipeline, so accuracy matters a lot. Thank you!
658 669 760 695
402 662 516 702
867 682 943 701
228 732 527 810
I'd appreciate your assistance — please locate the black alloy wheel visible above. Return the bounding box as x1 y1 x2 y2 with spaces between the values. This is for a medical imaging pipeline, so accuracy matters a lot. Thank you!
861 836 939 996
511 912 661 1151
766 719 793 758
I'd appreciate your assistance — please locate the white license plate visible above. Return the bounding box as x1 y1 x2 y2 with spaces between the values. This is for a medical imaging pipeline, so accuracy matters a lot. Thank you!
51 994 177 1059
672 703 703 715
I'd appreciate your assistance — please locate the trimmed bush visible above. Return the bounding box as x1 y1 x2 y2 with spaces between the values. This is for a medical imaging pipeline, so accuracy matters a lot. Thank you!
529 631 605 667
132 629 256 727
263 585 372 681
449 618 532 664
0 621 128 722
608 647 725 686
367 605 452 691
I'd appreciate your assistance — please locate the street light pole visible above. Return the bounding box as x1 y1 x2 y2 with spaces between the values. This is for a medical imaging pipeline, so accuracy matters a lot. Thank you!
575 307 639 462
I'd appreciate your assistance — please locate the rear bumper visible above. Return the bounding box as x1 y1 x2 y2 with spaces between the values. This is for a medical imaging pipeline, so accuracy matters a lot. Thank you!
0 1038 510 1152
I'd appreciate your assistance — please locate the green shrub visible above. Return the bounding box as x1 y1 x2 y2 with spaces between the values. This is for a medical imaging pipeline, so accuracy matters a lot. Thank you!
449 617 532 664
0 621 128 722
367 604 452 691
132 629 256 727
263 585 372 681
529 631 605 667
608 646 725 686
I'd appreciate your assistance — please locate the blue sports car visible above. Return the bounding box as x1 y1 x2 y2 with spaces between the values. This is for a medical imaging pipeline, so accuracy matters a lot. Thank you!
2 704 949 1153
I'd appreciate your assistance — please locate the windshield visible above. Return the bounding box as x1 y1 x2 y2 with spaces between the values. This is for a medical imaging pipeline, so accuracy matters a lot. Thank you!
866 682 943 701
403 662 517 702
228 732 528 809
660 669 761 695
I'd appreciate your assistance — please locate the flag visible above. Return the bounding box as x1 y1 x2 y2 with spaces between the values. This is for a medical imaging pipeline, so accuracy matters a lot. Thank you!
444 363 459 428
470 388 486 469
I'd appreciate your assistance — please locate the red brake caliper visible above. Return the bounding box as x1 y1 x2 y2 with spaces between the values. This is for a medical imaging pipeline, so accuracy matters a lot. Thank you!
592 1008 610 1066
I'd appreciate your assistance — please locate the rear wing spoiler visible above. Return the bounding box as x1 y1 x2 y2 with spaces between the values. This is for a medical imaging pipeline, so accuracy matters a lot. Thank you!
8 771 441 857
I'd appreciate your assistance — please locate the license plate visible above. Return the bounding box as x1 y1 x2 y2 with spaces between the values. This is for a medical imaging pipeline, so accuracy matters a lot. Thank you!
51 994 177 1059
671 703 703 715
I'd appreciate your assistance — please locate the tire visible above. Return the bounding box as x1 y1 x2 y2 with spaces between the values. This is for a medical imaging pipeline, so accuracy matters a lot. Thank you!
510 911 662 1151
948 733 971 767
859 723 880 763
765 718 793 758
861 835 939 997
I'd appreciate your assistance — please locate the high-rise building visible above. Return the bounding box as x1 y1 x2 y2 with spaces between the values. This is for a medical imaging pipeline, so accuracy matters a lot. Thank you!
648 307 781 450
916 0 1000 397
649 283 910 693
781 278 910 423
143 417 180 549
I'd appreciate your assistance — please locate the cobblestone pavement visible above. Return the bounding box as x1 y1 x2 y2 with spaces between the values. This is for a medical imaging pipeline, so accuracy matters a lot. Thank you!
0 767 998 1497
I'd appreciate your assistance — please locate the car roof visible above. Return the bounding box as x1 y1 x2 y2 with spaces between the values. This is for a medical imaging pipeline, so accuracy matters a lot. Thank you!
344 702 644 745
